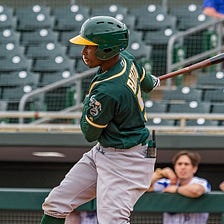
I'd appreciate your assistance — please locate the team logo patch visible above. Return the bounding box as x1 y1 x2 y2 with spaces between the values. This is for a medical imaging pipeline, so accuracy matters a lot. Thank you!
89 95 101 116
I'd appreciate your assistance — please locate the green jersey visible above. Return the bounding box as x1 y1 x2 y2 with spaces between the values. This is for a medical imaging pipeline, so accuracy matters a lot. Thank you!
80 51 157 149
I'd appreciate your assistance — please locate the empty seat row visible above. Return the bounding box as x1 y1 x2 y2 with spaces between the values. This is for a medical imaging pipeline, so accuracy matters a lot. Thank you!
145 100 224 113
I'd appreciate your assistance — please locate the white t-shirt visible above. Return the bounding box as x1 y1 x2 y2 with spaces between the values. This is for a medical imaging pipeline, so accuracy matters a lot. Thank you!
153 176 211 224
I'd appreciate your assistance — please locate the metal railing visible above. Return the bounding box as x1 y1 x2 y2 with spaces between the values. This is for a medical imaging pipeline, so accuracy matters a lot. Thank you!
0 111 223 134
166 18 224 87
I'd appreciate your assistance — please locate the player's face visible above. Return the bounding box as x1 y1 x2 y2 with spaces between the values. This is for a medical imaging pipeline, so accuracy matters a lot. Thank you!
81 45 101 68
174 155 197 182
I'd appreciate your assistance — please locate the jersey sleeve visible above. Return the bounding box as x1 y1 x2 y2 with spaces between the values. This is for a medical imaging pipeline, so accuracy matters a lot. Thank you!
80 90 116 142
153 178 171 192
190 177 211 193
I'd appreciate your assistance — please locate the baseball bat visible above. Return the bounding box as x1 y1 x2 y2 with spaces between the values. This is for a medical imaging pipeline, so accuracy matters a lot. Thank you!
159 53 224 81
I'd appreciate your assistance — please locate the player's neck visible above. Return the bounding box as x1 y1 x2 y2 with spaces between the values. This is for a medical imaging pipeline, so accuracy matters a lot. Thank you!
100 54 120 73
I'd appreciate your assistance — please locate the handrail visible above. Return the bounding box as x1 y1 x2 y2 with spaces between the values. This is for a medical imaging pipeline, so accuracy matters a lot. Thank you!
0 112 224 134
18 67 98 123
166 18 224 87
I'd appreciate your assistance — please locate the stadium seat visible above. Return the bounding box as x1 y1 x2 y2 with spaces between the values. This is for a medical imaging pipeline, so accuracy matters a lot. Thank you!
186 119 219 126
67 44 83 59
91 4 128 16
0 7 17 30
168 4 214 31
0 29 20 44
52 4 90 19
115 14 136 30
16 13 54 31
177 12 213 31
211 103 224 113
130 4 167 18
145 100 167 113
0 70 40 87
169 4 202 19
0 100 8 111
197 71 224 88
1 85 37 101
127 39 152 61
203 89 224 102
40 71 73 86
163 87 203 102
59 30 79 46
32 55 75 73
52 4 90 31
168 101 211 113
15 4 51 17
25 42 67 59
75 58 89 73
20 29 58 46
135 12 176 31
0 54 32 72
15 5 54 31
0 43 25 58
143 27 178 46
146 117 175 126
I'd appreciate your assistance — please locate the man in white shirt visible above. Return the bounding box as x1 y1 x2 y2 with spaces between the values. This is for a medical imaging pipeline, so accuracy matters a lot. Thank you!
148 150 211 224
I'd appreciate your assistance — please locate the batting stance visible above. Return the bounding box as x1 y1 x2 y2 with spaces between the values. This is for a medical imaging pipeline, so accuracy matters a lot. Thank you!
40 16 160 224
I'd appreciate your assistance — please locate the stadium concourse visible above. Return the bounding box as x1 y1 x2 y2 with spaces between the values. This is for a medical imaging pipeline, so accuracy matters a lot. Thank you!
0 0 223 223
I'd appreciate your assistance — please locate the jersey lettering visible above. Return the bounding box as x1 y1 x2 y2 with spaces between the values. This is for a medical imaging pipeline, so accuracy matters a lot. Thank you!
127 63 144 112
127 64 138 94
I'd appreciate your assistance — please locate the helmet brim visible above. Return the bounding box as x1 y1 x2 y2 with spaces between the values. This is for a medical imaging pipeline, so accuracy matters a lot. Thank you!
69 35 98 46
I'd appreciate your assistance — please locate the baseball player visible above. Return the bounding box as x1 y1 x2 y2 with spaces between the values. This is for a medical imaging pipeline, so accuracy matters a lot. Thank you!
149 150 211 224
40 16 160 224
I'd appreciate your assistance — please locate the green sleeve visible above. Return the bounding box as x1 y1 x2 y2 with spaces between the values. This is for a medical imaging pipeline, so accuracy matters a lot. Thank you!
81 90 117 142
80 95 103 142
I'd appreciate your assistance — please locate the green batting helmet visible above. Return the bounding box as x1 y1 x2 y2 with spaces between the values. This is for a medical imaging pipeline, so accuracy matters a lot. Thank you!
70 16 129 60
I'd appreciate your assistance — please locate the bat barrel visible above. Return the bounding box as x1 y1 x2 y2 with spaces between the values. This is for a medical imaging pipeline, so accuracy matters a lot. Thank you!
159 53 224 81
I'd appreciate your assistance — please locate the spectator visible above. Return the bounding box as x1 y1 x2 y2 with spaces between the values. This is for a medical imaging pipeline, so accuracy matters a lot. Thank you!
219 181 224 191
203 0 224 19
148 150 211 224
